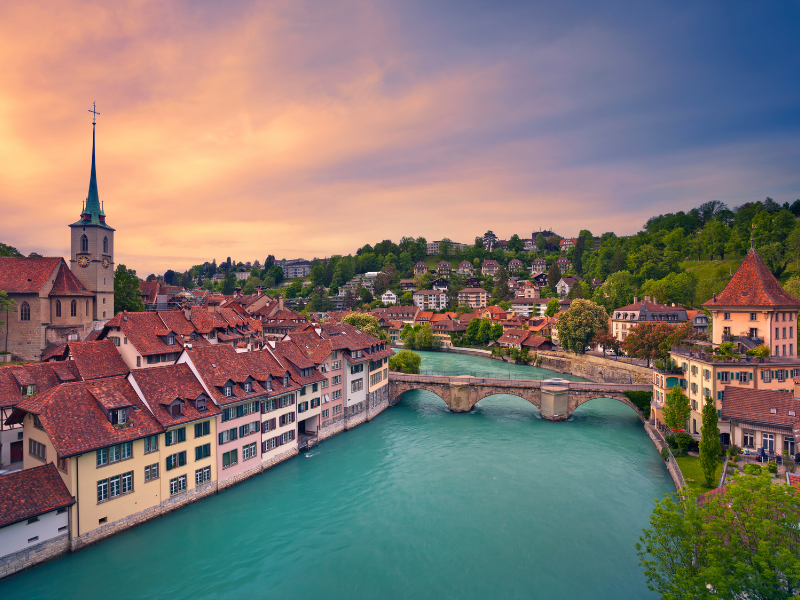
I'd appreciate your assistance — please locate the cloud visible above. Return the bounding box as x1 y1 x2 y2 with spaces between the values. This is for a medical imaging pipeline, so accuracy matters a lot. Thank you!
0 0 798 274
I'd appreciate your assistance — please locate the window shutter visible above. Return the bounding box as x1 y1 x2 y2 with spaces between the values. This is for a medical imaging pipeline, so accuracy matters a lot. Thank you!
231 428 238 441
222 408 229 421
195 447 201 461
179 428 186 443
270 418 276 430
262 441 267 453
262 421 267 434
219 432 224 445
749 372 753 381
716 371 720 380
179 452 186 467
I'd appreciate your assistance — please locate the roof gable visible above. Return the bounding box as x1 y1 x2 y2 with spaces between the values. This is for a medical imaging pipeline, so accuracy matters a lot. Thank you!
0 257 63 294
704 248 800 308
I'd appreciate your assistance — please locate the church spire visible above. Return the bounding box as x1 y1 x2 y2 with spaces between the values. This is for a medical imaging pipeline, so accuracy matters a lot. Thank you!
73 103 110 228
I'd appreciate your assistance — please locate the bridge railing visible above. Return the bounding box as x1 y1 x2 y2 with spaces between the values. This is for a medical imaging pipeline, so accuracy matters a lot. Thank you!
389 371 652 392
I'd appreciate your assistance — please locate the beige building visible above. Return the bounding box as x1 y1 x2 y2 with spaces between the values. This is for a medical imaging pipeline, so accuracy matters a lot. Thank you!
458 287 488 309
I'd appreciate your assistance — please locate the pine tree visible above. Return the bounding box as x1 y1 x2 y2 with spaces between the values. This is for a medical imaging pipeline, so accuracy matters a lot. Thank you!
662 386 691 432
699 395 721 487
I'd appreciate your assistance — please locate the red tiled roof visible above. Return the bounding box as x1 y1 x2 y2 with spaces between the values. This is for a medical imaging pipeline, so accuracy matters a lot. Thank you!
10 376 164 457
130 363 221 427
68 340 130 380
788 473 800 488
722 387 800 426
0 257 63 294
41 344 69 362
157 310 196 336
703 248 800 308
0 463 75 528
102 312 179 356
49 263 94 297
185 345 269 405
0 361 80 408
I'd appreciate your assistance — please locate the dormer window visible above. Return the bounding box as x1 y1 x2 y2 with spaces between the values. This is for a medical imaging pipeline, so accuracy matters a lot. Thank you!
170 402 182 417
243 382 252 392
111 408 128 425
21 384 36 396
191 333 197 342
770 408 777 414
224 386 232 397
196 397 207 412
266 379 273 391
167 335 175 346
283 375 289 387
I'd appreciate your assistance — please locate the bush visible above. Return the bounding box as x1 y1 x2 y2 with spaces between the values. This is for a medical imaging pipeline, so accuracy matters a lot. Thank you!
660 447 670 461
665 431 693 456
743 464 762 475
624 390 652 420
766 461 778 475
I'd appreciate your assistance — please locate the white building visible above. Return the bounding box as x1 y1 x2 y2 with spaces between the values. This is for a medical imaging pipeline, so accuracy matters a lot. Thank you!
381 291 398 305
0 463 74 578
412 289 448 311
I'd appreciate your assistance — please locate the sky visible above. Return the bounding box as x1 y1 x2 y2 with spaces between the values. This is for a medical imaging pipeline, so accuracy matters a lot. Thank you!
1 0 799 276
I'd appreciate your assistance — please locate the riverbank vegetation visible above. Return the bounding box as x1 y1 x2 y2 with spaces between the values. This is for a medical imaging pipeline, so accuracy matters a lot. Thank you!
637 473 799 599
388 350 421 374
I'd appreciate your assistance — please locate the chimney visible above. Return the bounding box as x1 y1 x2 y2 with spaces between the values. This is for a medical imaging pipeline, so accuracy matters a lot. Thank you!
633 296 638 304
278 295 284 311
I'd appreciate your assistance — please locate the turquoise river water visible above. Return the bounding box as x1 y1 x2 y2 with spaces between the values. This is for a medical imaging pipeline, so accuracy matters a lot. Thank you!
0 351 673 599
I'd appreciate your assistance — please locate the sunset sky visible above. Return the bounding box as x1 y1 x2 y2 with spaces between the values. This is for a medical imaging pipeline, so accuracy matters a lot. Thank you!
2 1 799 275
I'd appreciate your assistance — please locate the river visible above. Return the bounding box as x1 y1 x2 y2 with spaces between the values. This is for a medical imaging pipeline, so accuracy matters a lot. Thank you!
0 350 672 599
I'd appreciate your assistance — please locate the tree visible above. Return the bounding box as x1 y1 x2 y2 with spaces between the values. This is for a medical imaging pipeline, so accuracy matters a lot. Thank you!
637 473 800 600
784 275 800 300
0 242 23 257
547 262 561 290
593 330 621 355
341 313 388 341
438 238 453 257
557 299 608 354
389 349 421 374
699 395 722 487
0 290 16 328
359 287 373 304
572 235 585 274
507 234 524 252
307 286 333 312
113 265 145 314
544 298 560 317
220 272 235 295
535 233 546 252
759 242 789 277
623 321 693 367
492 266 510 301
163 269 175 285
400 291 413 305
662 386 691 431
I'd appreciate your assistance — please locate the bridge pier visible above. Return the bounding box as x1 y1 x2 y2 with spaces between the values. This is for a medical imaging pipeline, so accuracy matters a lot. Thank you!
540 385 569 422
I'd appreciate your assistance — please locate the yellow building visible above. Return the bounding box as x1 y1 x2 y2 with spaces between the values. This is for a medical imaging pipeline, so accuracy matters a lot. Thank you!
652 248 800 442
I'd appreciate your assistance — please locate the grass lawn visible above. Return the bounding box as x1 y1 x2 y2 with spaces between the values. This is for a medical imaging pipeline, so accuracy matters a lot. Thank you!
675 454 722 493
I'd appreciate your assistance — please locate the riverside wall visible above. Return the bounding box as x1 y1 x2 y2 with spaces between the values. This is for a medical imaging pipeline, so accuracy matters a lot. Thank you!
536 351 653 385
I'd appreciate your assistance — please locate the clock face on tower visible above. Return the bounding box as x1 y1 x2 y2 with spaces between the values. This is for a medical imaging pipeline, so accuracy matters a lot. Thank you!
102 257 110 268
77 255 90 268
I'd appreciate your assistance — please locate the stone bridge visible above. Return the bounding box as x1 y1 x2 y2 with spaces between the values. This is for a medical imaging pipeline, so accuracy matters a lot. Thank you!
387 373 652 422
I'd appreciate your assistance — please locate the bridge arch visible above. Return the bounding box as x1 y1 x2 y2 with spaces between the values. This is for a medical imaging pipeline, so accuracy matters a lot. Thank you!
388 381 450 409
471 388 542 411
569 392 645 422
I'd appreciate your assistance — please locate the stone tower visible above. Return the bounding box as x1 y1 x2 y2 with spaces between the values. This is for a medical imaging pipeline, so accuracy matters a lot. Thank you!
69 118 115 327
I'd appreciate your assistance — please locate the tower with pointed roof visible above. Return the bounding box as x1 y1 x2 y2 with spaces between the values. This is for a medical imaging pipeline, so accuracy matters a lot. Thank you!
69 115 115 326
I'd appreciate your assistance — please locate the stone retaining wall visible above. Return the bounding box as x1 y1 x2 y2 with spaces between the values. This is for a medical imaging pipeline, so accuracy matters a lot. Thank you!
537 351 653 384
644 422 684 492
318 414 344 441
0 533 70 579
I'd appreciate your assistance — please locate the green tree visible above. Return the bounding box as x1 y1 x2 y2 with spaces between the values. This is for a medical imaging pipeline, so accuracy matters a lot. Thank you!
557 299 608 354
784 275 800 300
389 349 421 374
535 233 546 252
113 264 145 314
785 224 800 271
221 272 236 295
507 234 524 252
307 286 333 312
662 385 691 431
285 280 302 298
438 238 453 257
415 323 440 349
637 473 800 600
476 319 492 344
492 266 510 301
341 313 388 341
544 298 560 317
400 323 416 349
359 287 373 304
400 291 413 305
547 262 561 290
699 395 722 487
0 290 17 328
759 242 789 277
0 242 23 257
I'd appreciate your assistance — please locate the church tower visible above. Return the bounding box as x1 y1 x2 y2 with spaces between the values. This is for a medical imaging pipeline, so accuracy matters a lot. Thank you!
69 105 115 327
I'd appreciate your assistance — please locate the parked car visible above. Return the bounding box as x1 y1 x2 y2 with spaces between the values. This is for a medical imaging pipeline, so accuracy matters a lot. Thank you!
605 350 617 356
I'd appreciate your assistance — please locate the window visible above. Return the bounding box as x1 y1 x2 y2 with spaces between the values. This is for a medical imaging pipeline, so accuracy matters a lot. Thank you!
243 381 252 392
218 427 238 444
723 312 730 320
321 379 329 389
165 428 186 446
103 236 108 253
194 421 210 438
110 336 121 347
195 443 211 460
332 404 342 415
298 401 309 413
238 421 260 437
300 387 307 396
750 312 757 321
170 475 187 495
743 430 754 448
243 442 257 461
167 335 175 346
311 398 320 409
331 375 341 385
332 389 342 400
55 299 62 317
351 378 363 392
312 383 318 392
144 435 158 454
145 463 159 481
196 466 211 485
28 439 46 461
283 375 289 387
122 471 133 494
280 431 294 444
222 449 238 469
97 479 108 503
19 301 31 321
224 386 232 397
70 299 77 317
97 471 133 503
57 456 69 472
80 234 88 252
166 451 187 471
136 356 141 368
279 412 294 426
351 364 364 375
111 408 128 425
331 360 341 370
86 300 90 316
322 409 330 419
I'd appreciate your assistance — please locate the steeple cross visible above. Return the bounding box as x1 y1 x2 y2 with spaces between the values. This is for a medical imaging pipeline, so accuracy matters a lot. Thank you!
88 102 100 125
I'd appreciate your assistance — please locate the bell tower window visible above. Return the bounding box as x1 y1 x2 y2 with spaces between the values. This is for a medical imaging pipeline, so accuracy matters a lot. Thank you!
55 300 62 318
70 300 77 317
103 236 108 254
80 235 88 253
